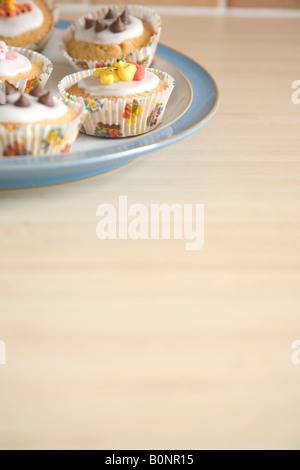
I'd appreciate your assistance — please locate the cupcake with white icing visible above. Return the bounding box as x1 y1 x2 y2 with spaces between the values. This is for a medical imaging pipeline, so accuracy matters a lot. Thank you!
0 40 53 93
0 0 56 52
60 4 161 71
0 83 85 156
58 60 174 138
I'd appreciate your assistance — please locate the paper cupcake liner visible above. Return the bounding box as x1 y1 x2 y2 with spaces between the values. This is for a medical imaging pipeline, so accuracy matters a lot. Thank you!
20 0 58 52
58 68 174 138
0 100 86 157
0 47 53 94
59 4 161 71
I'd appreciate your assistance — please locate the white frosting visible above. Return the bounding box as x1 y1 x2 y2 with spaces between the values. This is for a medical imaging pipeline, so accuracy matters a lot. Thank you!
0 52 32 77
78 70 159 97
0 1 44 37
0 92 68 123
74 15 144 45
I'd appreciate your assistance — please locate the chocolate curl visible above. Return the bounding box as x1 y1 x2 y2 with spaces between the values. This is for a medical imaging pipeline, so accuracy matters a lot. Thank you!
110 17 126 33
85 18 95 29
38 90 55 107
4 81 18 95
29 83 44 97
104 8 117 19
120 9 131 25
14 94 30 107
94 19 107 33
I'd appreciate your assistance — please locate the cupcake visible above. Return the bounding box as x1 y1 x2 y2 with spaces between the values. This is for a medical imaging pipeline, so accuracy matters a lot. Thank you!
60 4 161 71
58 60 174 138
0 0 56 52
0 40 53 93
0 83 85 156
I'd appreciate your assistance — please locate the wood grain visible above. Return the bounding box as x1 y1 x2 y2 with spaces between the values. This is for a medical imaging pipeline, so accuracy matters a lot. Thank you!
86 0 218 5
57 0 218 4
0 12 300 450
229 0 300 8
56 0 300 7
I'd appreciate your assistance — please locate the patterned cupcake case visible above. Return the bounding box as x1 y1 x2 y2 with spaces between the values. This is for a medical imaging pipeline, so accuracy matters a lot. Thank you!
58 66 174 138
0 45 53 93
0 97 86 156
59 4 161 71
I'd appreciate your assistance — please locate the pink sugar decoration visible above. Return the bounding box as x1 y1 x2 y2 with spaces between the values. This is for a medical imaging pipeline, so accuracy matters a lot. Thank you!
6 51 18 60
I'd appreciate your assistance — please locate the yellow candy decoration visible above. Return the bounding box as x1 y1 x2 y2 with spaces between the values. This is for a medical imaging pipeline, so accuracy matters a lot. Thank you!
4 0 16 10
93 60 137 85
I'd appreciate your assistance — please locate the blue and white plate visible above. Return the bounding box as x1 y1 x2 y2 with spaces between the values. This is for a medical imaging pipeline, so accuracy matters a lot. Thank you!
0 23 219 188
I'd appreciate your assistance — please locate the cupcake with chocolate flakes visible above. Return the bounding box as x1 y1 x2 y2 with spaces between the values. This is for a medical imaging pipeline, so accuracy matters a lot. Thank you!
0 83 85 156
0 40 52 93
0 0 57 52
60 4 161 71
58 59 174 138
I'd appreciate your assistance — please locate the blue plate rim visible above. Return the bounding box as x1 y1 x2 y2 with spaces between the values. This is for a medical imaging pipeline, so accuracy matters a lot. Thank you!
0 22 220 170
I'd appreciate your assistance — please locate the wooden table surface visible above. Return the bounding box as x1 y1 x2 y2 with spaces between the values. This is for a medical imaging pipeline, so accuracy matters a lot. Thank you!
1 8 300 450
